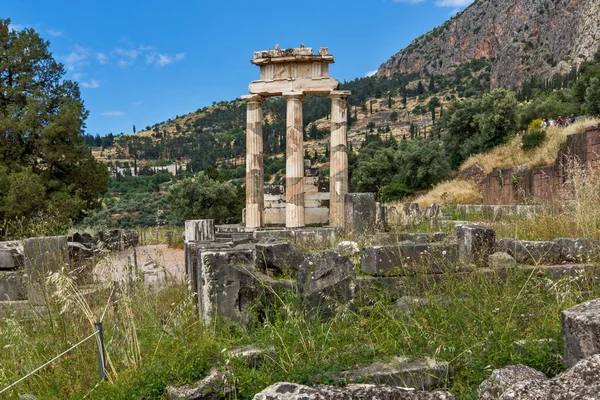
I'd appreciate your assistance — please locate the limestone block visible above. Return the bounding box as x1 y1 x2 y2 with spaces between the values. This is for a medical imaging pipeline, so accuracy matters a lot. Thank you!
297 250 355 317
227 345 276 369
185 220 215 243
23 236 69 305
197 249 263 324
562 298 600 368
339 356 450 390
494 239 560 265
305 207 330 226
254 230 295 242
335 241 360 257
555 238 600 263
344 193 376 236
255 242 306 275
0 242 24 271
0 271 27 301
478 365 547 400
488 252 516 269
141 261 166 289
252 382 457 400
361 243 459 276
402 203 422 226
294 228 337 249
454 224 496 267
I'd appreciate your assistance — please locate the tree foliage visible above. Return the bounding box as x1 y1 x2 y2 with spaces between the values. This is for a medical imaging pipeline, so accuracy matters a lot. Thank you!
0 19 108 227
585 77 600 116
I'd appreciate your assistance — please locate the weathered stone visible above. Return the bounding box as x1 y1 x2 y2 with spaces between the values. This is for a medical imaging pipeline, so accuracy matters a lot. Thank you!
402 203 421 226
18 395 39 400
459 163 486 184
227 345 276 368
297 250 355 317
340 356 450 390
335 241 360 257
255 242 305 275
329 91 350 228
0 242 24 271
494 239 560 265
197 250 267 324
555 238 600 263
454 224 496 267
344 193 376 236
141 261 166 288
497 354 600 399
294 228 337 249
562 298 600 368
185 220 215 243
478 364 547 399
423 203 442 219
69 232 96 246
23 236 69 304
361 243 459 276
254 229 295 242
0 271 27 301
68 242 94 260
165 368 234 400
488 252 516 269
252 382 457 400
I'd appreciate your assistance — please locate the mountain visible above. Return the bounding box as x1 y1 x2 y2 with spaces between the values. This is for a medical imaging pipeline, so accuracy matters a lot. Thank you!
377 0 600 89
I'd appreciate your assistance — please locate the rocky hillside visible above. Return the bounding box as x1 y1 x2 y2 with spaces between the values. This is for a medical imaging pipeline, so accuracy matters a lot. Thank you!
377 0 600 89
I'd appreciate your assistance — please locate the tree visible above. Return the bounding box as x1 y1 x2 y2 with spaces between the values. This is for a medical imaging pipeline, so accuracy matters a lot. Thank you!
166 172 242 223
402 86 408 108
586 77 600 116
395 138 450 190
0 19 108 226
417 81 425 95
390 111 399 122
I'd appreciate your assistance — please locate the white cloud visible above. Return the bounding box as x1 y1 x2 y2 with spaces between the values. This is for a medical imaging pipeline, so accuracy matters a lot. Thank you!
101 111 124 117
47 29 62 37
132 100 143 106
365 69 378 77
72 72 86 80
8 23 24 32
81 79 100 89
174 52 186 62
147 52 186 67
62 45 90 71
393 0 426 2
96 52 107 64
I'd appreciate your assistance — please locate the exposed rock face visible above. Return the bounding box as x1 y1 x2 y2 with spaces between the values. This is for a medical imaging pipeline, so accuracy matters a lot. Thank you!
478 365 547 399
253 382 457 400
377 0 600 89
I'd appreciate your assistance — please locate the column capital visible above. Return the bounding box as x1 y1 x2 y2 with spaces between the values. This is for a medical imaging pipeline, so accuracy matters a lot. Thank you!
329 90 351 99
283 91 305 101
242 94 264 103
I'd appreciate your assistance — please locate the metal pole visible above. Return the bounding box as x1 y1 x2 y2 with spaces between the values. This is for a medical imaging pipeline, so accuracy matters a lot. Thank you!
94 322 106 381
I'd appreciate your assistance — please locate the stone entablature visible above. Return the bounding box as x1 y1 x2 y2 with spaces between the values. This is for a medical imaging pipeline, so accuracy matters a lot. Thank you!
243 46 350 229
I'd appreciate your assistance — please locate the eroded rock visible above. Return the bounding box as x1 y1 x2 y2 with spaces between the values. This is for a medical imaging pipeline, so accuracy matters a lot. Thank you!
478 364 547 399
562 298 600 368
165 368 234 400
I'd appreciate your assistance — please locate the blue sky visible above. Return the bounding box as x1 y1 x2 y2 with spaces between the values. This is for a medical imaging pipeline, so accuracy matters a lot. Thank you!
4 0 473 136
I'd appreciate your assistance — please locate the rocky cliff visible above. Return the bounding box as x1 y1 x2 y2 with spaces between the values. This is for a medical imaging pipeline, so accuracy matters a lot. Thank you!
377 0 600 89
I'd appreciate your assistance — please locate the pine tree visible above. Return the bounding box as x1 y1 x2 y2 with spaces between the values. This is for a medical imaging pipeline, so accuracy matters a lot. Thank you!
402 87 408 108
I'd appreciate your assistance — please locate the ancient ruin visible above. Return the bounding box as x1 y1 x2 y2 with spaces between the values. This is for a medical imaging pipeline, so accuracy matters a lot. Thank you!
242 46 350 229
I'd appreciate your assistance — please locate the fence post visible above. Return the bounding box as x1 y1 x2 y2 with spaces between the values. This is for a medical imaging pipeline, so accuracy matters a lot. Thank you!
133 247 138 273
94 322 106 381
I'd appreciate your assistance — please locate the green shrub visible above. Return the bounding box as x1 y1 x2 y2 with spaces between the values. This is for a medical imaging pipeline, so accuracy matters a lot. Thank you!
521 129 547 151
381 177 414 202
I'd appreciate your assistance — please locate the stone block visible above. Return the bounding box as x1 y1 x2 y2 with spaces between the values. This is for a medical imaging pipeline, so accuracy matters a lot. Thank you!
495 239 560 265
562 298 600 368
197 249 267 324
335 241 360 257
294 228 337 249
555 238 600 263
23 236 69 305
254 229 295 242
255 242 305 276
0 271 27 301
297 250 355 317
488 252 516 269
361 242 459 276
344 193 376 236
478 364 547 400
454 224 496 267
253 382 457 400
0 242 24 271
185 220 215 242
165 368 234 400
339 356 450 390
227 345 276 369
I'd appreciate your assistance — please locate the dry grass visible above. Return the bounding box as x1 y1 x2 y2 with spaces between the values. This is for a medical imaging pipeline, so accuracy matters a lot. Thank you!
402 178 482 209
461 118 600 174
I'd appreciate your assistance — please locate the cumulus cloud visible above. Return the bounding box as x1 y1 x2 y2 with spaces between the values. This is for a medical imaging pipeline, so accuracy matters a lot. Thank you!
101 111 124 117
146 52 186 67
62 45 90 71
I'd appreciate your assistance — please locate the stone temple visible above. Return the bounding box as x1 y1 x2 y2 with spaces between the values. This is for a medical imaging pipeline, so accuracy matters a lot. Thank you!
242 45 350 229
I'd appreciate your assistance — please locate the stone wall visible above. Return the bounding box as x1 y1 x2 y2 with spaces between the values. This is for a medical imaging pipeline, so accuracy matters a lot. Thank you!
481 125 600 204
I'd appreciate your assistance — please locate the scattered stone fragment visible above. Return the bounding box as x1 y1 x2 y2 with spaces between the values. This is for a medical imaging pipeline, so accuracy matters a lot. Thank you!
555 237 600 263
165 368 234 400
255 242 305 275
494 239 560 265
488 252 516 269
478 365 547 400
141 261 166 288
252 382 457 400
562 297 600 367
335 241 360 257
340 356 450 390
227 345 276 368
454 224 495 267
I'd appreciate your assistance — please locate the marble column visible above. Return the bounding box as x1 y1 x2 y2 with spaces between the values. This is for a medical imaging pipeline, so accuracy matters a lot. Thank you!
242 94 264 228
283 92 305 228
329 90 351 228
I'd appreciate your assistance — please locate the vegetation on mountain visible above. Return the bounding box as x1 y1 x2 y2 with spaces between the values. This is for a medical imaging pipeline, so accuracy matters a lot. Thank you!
0 19 108 234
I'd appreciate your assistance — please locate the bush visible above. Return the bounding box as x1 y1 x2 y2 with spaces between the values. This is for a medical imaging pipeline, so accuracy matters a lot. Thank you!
381 177 414 202
528 119 543 129
521 128 547 151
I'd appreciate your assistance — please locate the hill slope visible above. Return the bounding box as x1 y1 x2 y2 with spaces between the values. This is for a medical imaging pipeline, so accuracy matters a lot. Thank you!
377 0 600 89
